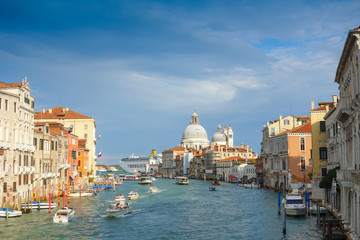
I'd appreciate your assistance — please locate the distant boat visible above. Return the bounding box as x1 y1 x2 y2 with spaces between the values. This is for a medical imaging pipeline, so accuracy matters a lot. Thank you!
139 176 152 184
0 208 22 218
176 176 189 185
53 207 75 223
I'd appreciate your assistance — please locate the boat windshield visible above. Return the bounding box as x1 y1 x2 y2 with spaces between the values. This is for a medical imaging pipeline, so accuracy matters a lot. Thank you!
57 212 69 216
286 199 303 204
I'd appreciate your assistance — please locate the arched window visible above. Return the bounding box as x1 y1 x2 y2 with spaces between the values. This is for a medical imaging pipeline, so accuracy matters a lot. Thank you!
300 157 306 170
300 137 305 151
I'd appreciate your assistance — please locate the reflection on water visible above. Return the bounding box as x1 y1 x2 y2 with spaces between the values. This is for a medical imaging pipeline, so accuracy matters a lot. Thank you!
0 178 322 240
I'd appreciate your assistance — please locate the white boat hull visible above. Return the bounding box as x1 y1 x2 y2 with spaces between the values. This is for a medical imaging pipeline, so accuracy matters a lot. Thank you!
69 192 94 197
285 207 306 216
53 208 75 223
0 209 22 218
21 202 57 210
106 206 131 217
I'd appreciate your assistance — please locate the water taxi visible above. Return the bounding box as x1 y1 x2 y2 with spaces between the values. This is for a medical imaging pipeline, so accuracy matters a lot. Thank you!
69 192 94 197
114 194 126 205
285 189 306 216
243 182 258 188
53 207 75 223
127 191 139 200
139 176 152 184
212 181 220 185
149 186 159 193
209 187 216 191
0 208 22 218
175 176 189 185
106 203 131 217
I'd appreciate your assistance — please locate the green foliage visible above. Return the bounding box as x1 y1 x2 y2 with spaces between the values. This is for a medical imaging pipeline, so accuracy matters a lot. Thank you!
308 172 312 181
319 168 336 189
89 177 94 183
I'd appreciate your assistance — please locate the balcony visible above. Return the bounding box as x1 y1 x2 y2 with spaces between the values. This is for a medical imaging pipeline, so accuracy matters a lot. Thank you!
58 163 70 170
41 172 52 179
18 166 25 174
337 170 353 187
336 97 352 123
352 172 360 186
0 140 10 149
29 166 35 173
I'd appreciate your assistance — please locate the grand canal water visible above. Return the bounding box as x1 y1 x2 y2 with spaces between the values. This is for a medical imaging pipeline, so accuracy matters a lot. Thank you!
0 173 322 240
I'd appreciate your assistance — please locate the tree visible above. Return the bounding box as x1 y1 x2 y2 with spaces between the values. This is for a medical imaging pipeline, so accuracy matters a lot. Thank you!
319 168 336 189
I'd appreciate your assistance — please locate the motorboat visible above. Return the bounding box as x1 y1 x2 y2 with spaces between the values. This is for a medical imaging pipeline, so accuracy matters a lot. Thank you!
175 176 189 185
21 201 57 210
149 186 159 193
114 180 123 185
139 176 152 185
212 181 220 186
69 192 94 197
209 187 216 191
53 207 75 223
114 194 126 205
310 204 327 215
124 175 139 181
284 189 306 216
243 182 258 188
0 208 22 218
106 203 131 217
127 191 139 200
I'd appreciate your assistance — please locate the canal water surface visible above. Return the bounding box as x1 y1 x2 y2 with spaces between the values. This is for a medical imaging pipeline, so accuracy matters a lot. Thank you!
0 176 322 239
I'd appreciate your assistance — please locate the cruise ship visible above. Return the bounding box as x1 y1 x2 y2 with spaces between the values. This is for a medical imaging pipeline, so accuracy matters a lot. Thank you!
119 152 162 174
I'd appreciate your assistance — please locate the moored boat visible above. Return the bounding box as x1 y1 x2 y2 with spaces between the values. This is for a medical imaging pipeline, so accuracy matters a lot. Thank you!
127 191 139 200
69 192 94 197
53 207 75 223
175 176 189 185
285 189 306 216
310 205 327 215
139 176 152 184
212 181 220 186
243 182 258 188
21 201 57 210
0 208 22 218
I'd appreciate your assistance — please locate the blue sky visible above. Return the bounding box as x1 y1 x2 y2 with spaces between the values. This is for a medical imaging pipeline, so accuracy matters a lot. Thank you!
0 0 359 164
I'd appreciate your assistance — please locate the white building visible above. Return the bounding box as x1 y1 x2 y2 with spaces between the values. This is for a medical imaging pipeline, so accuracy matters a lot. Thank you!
231 163 256 182
211 123 234 147
0 79 36 208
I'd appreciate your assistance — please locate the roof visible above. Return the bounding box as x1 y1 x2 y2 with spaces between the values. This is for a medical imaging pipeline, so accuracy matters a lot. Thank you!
277 122 311 135
34 106 92 120
163 146 186 152
0 81 26 89
312 102 334 111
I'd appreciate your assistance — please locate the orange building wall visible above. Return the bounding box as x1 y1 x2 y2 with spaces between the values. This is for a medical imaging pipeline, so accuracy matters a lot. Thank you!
66 135 79 186
288 134 312 184
77 149 89 185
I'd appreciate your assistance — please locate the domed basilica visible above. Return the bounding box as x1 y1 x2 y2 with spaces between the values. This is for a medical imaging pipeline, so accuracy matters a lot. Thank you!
181 110 234 150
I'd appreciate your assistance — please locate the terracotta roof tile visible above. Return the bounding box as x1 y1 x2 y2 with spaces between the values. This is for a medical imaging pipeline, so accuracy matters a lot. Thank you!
278 121 311 135
0 81 26 89
34 106 92 120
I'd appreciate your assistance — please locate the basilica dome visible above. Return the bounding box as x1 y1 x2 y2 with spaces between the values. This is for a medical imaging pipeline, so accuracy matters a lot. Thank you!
211 123 227 145
181 111 209 150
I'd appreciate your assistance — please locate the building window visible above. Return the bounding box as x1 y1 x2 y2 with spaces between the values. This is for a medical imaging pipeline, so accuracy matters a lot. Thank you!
0 98 1 109
300 157 306 170
72 150 77 159
321 168 327 177
320 147 327 160
84 124 88 130
300 138 305 151
40 139 44 150
14 102 17 113
284 119 290 125
320 121 326 132
84 133 88 139
5 100 8 111
34 138 37 149
270 128 275 135
51 141 54 150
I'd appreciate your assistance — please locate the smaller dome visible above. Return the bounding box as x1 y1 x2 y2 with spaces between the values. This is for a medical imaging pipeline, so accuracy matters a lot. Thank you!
212 132 227 143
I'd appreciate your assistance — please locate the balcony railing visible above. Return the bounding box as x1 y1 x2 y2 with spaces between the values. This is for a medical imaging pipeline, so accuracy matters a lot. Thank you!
337 170 353 183
0 140 10 149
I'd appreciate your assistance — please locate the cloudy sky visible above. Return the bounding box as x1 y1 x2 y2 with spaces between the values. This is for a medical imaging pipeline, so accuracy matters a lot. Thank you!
0 0 359 164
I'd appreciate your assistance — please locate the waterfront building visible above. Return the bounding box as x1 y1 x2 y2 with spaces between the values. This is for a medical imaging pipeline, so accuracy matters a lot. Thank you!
181 110 209 150
262 115 310 189
255 155 264 185
203 144 257 179
160 146 186 178
34 107 97 176
262 120 312 190
78 139 89 186
231 161 256 183
323 26 360 239
188 151 203 178
0 80 35 208
215 156 256 181
33 122 63 201
66 131 79 189
310 99 336 201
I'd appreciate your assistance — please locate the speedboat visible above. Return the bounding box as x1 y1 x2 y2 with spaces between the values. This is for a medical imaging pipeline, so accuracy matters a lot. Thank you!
310 204 327 215
106 203 131 217
69 192 94 197
139 176 152 184
175 176 189 185
209 187 216 191
114 180 123 185
0 208 22 218
127 191 139 200
284 189 306 216
114 194 126 205
149 186 159 193
53 207 75 223
21 201 57 210
212 181 220 186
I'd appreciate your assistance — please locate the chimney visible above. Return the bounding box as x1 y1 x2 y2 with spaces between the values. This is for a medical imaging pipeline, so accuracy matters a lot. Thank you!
250 146 252 152
326 105 329 112
66 108 69 112
266 122 269 126
332 95 338 104
311 101 314 110
49 108 52 114
279 115 282 121
42 109 45 113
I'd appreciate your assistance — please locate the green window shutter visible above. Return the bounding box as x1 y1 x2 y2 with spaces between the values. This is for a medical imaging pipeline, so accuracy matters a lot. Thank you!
40 139 44 150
